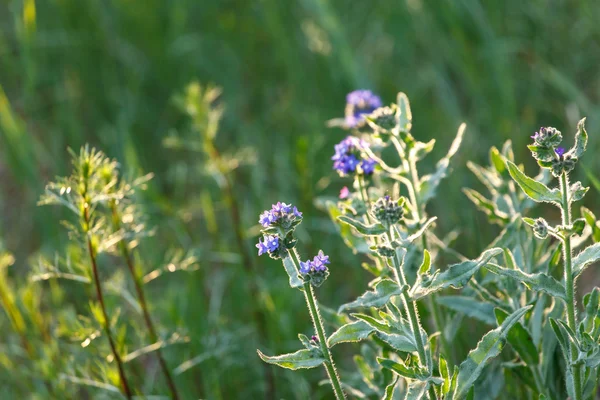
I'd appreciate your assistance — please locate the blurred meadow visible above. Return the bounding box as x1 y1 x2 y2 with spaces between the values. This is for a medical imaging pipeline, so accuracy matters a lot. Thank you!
1 0 600 398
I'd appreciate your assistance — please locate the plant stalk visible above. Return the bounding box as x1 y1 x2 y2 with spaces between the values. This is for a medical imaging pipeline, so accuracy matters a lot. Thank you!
110 202 180 400
84 207 133 399
290 249 346 400
559 172 582 400
403 148 452 363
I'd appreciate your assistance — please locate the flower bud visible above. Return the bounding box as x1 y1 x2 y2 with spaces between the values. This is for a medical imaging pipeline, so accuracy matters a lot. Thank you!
531 127 562 148
367 106 397 132
532 218 549 240
372 196 405 227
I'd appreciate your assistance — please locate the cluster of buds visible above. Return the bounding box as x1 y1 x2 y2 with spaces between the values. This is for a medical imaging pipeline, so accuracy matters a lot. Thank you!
551 147 577 177
532 217 549 240
372 196 405 228
366 105 398 133
528 126 578 177
299 250 330 287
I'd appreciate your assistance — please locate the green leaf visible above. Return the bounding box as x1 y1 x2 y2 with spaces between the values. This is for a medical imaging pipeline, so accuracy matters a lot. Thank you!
327 201 370 254
338 279 404 312
257 349 325 370
572 242 600 279
328 320 374 347
570 181 589 202
453 306 532 400
405 380 429 400
437 295 496 325
420 123 465 203
352 313 417 352
338 215 387 236
506 160 562 204
397 92 412 133
463 188 509 225
495 308 539 366
489 146 506 174
382 376 399 400
378 357 420 379
581 206 600 242
440 354 451 395
485 263 566 300
568 117 588 158
282 255 304 289
411 248 502 300
583 288 600 333
418 249 432 275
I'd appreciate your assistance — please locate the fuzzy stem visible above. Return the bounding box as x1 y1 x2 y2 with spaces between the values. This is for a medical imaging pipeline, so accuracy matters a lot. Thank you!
559 172 582 400
403 149 452 363
290 250 346 400
356 175 373 224
84 207 133 399
109 202 179 400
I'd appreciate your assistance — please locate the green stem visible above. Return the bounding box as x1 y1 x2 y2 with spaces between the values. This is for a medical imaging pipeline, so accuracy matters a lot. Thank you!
110 202 180 400
559 172 582 400
404 151 452 363
290 250 346 399
356 175 373 224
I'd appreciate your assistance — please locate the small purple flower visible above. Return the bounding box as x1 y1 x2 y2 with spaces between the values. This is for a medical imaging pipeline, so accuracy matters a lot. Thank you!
256 235 279 256
259 210 278 227
345 90 382 128
332 136 377 176
555 147 565 157
255 238 269 256
258 202 302 229
339 186 349 199
299 260 311 274
311 335 318 342
312 250 330 271
361 158 377 175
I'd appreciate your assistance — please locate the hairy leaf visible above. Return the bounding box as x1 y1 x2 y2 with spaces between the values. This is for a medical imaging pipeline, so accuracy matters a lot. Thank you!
382 376 399 400
506 160 561 204
338 279 404 312
572 242 600 279
378 357 420 379
338 215 387 235
437 295 496 325
485 263 566 300
257 349 324 370
420 123 465 203
328 320 374 347
405 380 429 400
411 248 502 300
495 308 539 365
568 117 588 158
282 255 304 289
453 306 532 400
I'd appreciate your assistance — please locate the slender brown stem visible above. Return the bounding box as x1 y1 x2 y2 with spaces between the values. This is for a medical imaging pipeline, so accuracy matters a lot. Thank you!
208 140 276 399
84 208 133 399
110 203 180 400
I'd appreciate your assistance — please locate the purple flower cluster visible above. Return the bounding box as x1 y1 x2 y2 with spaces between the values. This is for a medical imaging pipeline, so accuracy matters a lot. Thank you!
332 136 377 176
555 147 565 157
345 90 382 128
259 202 302 228
299 250 330 275
255 235 279 256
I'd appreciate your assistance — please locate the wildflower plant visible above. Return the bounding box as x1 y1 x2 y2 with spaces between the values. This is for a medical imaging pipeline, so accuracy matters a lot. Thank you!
255 202 346 399
258 91 536 399
497 119 600 400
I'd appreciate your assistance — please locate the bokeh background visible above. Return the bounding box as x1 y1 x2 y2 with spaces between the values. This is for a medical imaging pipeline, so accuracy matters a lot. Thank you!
1 0 600 398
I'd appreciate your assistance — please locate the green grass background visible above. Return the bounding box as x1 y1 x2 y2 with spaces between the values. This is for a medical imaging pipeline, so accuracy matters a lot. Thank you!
1 0 600 398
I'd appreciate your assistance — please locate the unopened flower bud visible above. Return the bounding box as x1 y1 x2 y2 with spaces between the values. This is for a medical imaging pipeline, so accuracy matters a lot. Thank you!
372 196 404 227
